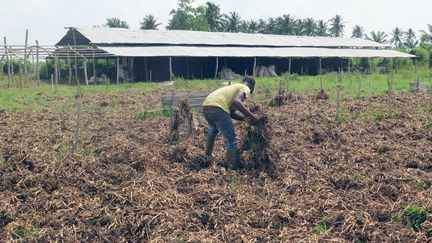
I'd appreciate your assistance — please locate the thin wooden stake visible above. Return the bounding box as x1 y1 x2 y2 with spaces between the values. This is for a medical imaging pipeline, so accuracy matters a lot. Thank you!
336 85 341 123
51 74 54 88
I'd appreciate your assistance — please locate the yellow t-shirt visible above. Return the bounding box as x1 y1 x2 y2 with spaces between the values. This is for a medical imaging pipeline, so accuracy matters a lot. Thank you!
203 83 251 113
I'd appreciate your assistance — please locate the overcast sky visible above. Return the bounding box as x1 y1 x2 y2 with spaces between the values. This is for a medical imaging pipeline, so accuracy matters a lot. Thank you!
1 0 431 45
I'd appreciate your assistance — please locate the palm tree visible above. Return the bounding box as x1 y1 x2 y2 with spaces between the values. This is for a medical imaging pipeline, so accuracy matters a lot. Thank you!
225 12 241 32
246 20 259 33
264 18 278 34
329 14 345 37
404 28 418 49
140 15 161 30
389 27 404 47
302 18 317 36
276 14 297 35
294 18 304 35
316 20 328 36
351 25 365 38
105 18 129 28
366 31 388 43
205 2 223 31
419 24 432 44
257 19 267 33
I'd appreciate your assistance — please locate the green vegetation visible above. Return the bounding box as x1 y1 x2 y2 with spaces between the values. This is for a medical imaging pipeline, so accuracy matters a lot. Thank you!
229 178 238 190
137 108 171 121
12 225 39 239
359 107 401 122
314 221 328 235
402 206 429 231
0 66 431 111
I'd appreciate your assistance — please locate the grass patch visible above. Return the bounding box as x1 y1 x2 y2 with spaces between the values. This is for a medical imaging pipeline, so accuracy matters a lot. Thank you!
137 108 171 121
229 178 238 190
314 221 328 235
359 107 400 122
12 225 39 239
0 66 431 111
402 206 429 231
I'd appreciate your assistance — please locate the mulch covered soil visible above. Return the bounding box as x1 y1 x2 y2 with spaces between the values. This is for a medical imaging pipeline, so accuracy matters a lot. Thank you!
1 90 432 242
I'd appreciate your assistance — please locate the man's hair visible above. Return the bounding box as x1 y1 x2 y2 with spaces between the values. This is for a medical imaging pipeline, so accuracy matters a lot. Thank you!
242 76 255 87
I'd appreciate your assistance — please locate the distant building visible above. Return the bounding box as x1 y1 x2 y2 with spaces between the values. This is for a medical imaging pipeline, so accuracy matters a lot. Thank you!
56 27 414 82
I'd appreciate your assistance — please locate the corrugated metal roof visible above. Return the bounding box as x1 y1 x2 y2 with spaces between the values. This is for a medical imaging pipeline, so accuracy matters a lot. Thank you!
99 46 414 58
65 27 389 48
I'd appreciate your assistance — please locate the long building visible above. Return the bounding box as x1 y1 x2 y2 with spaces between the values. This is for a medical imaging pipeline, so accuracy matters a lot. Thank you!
56 27 414 82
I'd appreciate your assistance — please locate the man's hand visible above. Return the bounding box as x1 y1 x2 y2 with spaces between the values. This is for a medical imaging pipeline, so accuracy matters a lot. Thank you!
250 114 260 124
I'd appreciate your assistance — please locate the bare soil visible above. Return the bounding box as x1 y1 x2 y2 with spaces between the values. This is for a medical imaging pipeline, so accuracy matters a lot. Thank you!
1 90 432 242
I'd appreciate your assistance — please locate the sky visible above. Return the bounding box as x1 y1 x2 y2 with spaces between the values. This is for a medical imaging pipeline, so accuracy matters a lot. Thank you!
0 0 431 45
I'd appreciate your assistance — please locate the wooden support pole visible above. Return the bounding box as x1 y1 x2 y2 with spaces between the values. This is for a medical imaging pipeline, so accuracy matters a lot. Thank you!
54 55 59 87
288 57 292 74
51 74 54 88
253 57 257 76
4 37 10 88
169 57 173 81
130 57 134 81
186 57 189 79
92 48 96 79
347 58 351 73
24 29 28 83
116 57 120 84
18 65 22 89
319 58 323 91
67 50 72 85
36 40 40 86
144 57 148 81
84 58 89 86
9 46 14 87
71 29 79 85
215 57 219 79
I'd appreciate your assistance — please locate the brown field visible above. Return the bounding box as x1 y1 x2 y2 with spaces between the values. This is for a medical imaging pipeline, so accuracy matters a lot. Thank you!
1 90 432 242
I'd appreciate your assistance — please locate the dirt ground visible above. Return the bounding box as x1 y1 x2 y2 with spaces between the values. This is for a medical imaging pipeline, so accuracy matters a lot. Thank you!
0 90 432 242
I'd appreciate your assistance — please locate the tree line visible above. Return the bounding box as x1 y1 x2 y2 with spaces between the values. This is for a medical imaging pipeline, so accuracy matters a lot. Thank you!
101 0 432 66
104 0 432 50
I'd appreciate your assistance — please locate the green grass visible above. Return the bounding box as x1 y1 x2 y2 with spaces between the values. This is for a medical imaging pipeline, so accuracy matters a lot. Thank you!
0 66 431 111
402 206 429 231
12 225 39 239
314 221 328 235
137 108 172 120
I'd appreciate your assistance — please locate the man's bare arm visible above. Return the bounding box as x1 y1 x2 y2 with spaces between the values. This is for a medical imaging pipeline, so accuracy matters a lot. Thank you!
233 92 258 123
